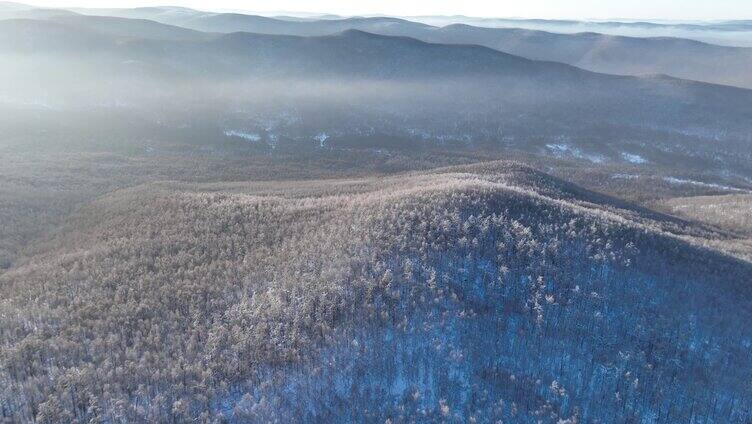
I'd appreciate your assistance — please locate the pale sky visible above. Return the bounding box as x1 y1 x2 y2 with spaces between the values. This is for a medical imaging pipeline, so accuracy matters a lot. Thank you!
18 0 752 21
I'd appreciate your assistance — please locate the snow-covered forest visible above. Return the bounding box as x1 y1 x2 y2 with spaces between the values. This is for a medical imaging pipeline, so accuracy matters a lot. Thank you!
2 163 750 422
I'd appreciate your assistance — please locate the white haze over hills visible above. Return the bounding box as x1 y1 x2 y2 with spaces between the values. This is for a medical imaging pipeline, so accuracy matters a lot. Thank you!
407 15 752 47
4 2 752 88
12 0 752 20
0 0 752 47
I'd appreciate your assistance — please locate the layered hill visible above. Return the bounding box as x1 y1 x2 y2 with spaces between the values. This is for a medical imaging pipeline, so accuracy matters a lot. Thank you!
1 162 751 422
5 4 752 88
65 5 752 46
409 25 752 90
47 6 752 88
412 15 752 47
2 17 752 176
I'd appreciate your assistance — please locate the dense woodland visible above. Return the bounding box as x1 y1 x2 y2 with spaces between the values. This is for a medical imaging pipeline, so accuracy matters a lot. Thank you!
658 194 752 236
2 160 751 422
0 148 497 272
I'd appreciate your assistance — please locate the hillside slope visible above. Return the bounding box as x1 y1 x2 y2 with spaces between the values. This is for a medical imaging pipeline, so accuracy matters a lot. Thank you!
1 162 751 422
655 194 752 260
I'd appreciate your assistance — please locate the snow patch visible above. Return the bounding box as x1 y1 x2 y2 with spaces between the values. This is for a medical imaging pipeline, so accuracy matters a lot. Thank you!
621 153 647 164
268 133 279 150
611 173 639 180
546 144 605 164
546 143 570 156
314 133 329 148
663 177 747 192
224 130 261 142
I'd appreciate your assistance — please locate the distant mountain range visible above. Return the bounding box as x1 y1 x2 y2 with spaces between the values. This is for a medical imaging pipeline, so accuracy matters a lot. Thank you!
3 3 752 88
411 15 752 46
2 15 752 175
1 4 752 176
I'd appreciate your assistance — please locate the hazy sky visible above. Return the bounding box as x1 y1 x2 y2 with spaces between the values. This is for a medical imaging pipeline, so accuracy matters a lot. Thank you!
20 0 752 20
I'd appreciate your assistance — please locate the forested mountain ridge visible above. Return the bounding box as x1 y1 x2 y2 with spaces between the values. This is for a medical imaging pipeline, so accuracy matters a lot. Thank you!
1 162 751 422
